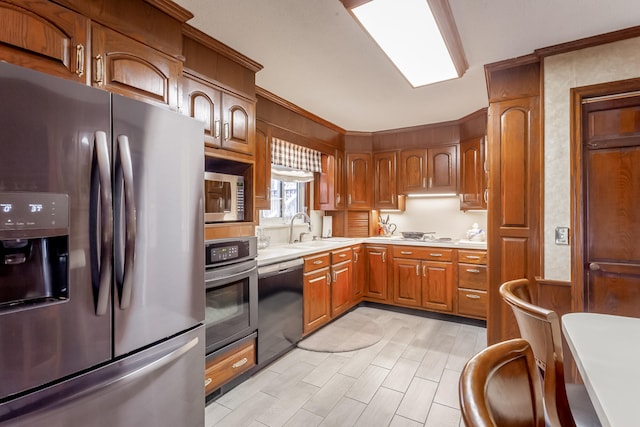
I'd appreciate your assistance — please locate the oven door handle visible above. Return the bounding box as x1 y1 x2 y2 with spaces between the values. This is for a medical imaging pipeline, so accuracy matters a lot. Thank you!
205 265 257 289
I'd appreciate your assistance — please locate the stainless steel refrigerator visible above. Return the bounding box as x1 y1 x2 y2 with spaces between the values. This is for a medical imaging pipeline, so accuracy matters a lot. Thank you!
0 61 205 426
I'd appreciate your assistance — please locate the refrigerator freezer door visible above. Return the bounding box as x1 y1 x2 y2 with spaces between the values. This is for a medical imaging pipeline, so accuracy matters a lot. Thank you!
112 94 205 356
0 62 112 399
0 326 205 427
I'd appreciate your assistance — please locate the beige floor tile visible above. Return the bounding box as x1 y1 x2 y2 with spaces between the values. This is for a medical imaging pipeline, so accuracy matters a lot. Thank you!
303 373 356 417
381 357 420 392
214 392 277 427
424 402 461 427
396 376 438 423
345 364 390 404
353 387 403 427
415 349 448 382
319 397 367 427
205 402 232 427
389 415 424 427
283 409 324 427
433 369 461 409
215 370 280 410
302 354 349 387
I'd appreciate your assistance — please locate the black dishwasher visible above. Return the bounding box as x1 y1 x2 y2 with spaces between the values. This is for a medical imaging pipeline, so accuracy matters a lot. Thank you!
257 258 304 367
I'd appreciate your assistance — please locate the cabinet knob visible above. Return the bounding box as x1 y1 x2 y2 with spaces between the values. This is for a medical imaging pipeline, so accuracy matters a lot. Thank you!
214 120 221 139
415 265 420 276
589 263 601 271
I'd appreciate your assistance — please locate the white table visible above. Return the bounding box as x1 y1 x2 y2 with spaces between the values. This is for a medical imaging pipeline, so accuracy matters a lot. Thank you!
562 312 640 427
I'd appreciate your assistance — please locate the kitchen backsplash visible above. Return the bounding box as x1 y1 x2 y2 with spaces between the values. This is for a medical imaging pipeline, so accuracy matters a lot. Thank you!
381 197 487 240
258 197 487 246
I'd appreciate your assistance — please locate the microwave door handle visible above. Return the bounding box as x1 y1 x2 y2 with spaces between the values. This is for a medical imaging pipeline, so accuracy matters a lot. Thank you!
91 131 113 316
115 135 136 310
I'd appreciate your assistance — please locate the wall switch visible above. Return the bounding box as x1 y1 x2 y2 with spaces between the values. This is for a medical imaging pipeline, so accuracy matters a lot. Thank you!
555 226 569 245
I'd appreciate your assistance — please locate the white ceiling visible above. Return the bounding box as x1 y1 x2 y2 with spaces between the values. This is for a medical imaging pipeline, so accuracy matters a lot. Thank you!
173 0 640 132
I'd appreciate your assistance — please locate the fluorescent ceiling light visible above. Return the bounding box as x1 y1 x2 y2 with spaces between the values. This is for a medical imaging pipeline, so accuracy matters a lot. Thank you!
348 0 466 87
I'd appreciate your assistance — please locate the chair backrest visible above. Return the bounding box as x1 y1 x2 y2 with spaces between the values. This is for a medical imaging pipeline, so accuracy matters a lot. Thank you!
459 338 545 427
499 278 575 427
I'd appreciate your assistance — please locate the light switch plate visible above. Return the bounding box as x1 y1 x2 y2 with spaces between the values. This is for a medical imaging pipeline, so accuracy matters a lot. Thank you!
555 226 569 245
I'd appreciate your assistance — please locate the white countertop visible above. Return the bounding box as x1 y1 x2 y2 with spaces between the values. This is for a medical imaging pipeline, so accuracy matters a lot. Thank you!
562 312 640 427
257 236 486 266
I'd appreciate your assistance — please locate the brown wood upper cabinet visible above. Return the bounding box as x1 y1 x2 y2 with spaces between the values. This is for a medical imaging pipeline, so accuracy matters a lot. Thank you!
91 23 181 109
374 151 399 210
181 71 255 155
315 152 335 210
459 137 487 210
254 126 271 209
0 0 88 82
346 152 372 209
400 145 458 194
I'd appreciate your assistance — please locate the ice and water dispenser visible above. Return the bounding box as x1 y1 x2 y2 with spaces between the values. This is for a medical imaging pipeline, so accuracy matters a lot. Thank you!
0 192 69 309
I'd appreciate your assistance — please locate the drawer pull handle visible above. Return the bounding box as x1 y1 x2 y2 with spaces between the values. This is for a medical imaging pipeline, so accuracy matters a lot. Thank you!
401 251 413 255
308 275 326 284
339 253 347 257
429 253 443 257
465 294 481 300
204 378 212 387
465 255 481 260
232 358 248 369
466 268 481 273
313 260 323 265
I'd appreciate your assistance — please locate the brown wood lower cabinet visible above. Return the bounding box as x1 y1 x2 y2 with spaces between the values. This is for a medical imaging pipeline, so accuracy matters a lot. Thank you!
331 247 353 317
364 245 389 301
457 249 488 319
352 245 365 303
204 338 256 395
391 246 454 313
303 254 331 335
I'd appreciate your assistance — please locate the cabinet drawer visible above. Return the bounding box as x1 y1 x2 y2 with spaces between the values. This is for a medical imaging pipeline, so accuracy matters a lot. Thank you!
205 339 255 394
458 250 487 265
304 253 330 272
457 289 487 319
331 247 352 264
458 264 488 291
392 246 453 261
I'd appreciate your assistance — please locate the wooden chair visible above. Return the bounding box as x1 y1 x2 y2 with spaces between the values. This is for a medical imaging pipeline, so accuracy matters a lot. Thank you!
459 338 545 427
499 279 600 427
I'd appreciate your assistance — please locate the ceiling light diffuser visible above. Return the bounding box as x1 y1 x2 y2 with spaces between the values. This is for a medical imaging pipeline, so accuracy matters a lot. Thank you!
344 0 467 88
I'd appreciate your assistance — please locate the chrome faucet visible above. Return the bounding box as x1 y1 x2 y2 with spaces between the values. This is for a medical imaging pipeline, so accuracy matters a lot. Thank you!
289 212 312 243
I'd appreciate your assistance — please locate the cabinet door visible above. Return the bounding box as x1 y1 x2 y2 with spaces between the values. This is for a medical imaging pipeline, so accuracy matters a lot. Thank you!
303 267 331 335
428 145 457 193
352 245 365 302
335 149 346 209
92 23 181 109
181 73 222 148
393 258 421 307
0 0 88 82
374 151 398 209
346 152 372 209
254 127 271 209
315 153 335 210
331 260 352 317
221 93 255 155
400 149 428 193
421 261 454 312
365 246 388 300
460 138 486 209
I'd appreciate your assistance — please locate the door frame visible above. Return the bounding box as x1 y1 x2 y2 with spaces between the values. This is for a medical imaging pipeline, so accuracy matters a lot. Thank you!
570 77 640 312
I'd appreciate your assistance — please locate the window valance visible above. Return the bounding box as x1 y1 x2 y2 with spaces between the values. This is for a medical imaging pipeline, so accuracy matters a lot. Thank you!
271 138 322 173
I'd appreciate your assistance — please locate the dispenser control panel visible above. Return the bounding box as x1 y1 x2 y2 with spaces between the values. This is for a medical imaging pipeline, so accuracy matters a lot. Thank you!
0 192 69 231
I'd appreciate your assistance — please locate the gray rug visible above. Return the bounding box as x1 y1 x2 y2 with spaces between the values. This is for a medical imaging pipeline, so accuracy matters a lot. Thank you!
297 309 384 352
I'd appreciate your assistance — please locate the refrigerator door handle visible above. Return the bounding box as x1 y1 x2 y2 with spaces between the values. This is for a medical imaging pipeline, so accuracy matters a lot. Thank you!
115 135 137 310
91 131 113 316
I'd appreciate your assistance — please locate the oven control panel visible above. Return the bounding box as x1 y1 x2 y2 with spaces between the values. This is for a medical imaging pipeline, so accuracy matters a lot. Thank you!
205 236 257 268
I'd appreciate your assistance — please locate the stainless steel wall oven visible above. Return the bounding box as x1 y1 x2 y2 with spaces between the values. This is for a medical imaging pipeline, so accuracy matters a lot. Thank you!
204 237 257 355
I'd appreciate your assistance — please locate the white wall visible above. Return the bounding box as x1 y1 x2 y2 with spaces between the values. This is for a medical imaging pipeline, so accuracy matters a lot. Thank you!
543 36 640 280
381 197 487 240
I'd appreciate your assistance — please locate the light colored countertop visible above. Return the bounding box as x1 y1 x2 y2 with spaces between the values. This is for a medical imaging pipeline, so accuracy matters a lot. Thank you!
562 312 640 427
257 236 487 266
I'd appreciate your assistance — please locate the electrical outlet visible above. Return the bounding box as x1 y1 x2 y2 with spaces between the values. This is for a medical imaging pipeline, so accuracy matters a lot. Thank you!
555 227 569 245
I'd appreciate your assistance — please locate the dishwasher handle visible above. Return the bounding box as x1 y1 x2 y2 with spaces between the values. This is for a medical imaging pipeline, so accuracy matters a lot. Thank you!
258 258 303 279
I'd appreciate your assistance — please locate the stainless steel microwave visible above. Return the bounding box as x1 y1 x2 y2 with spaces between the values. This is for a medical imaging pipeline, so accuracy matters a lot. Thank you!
204 172 244 222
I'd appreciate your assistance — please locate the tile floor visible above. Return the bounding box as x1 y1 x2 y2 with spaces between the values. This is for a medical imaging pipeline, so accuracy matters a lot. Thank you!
205 306 486 427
